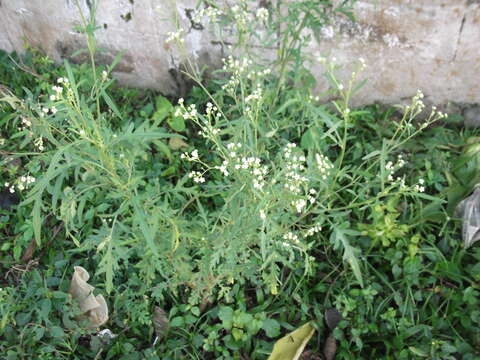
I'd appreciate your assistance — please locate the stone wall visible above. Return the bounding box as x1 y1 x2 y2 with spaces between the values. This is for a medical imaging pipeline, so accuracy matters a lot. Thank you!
0 0 479 111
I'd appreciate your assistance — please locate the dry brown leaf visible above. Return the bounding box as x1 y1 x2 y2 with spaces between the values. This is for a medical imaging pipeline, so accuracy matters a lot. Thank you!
323 335 337 360
168 137 188 150
455 187 480 248
153 306 169 341
69 266 108 329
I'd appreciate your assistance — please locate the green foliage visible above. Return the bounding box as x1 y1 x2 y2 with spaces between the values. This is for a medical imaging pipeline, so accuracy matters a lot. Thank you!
0 0 480 359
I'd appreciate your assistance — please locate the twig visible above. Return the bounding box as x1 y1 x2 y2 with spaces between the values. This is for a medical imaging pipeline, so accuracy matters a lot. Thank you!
7 54 48 81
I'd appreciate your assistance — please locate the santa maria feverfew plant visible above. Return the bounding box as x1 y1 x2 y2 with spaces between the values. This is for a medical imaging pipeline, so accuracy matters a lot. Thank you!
0 0 443 311
2 0 479 359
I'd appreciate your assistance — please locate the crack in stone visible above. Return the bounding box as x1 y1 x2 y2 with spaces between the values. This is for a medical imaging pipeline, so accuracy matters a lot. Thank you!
185 8 204 31
452 10 467 62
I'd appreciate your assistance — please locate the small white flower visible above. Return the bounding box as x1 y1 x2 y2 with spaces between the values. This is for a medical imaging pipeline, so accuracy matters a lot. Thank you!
191 149 199 160
49 94 56 101
259 209 266 220
256 8 269 22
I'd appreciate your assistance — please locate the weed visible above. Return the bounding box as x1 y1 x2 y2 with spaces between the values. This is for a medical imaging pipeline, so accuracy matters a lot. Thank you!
0 0 479 359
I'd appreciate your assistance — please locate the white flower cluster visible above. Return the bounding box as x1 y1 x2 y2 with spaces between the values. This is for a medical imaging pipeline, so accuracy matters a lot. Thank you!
40 105 57 116
304 224 322 238
317 56 338 64
259 209 266 220
359 57 366 70
291 189 317 214
192 6 222 23
188 170 205 184
176 101 222 139
57 77 75 101
216 159 229 177
221 55 272 97
5 175 35 193
226 142 241 158
165 30 185 45
231 3 250 28
4 182 15 193
217 143 267 189
50 85 63 101
198 126 220 138
321 25 335 39
385 154 405 182
245 86 263 115
34 137 45 151
0 138 5 146
282 143 318 214
413 178 425 193
180 149 199 161
283 231 299 244
430 106 447 119
221 56 252 92
256 8 269 22
406 90 425 114
307 188 317 204
246 68 271 80
283 143 308 194
18 117 32 132
101 70 108 81
181 149 206 183
174 98 197 120
239 156 268 190
292 198 307 213
205 102 221 119
245 86 263 103
315 153 333 180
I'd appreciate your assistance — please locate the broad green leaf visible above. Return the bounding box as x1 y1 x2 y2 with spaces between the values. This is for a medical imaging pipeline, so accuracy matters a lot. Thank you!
263 318 281 338
409 346 429 357
152 96 173 124
170 316 184 327
168 112 186 132
232 328 244 341
300 128 315 149
218 306 234 329
154 140 173 161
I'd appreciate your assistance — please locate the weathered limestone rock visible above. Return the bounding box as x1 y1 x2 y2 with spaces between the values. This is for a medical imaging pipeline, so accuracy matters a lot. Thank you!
0 0 479 111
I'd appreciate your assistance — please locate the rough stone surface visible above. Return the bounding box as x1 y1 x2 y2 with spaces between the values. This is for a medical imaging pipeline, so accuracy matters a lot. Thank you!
0 0 479 110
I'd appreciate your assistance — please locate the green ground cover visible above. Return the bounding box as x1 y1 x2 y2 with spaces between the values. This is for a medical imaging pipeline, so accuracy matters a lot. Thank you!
1 1 480 359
